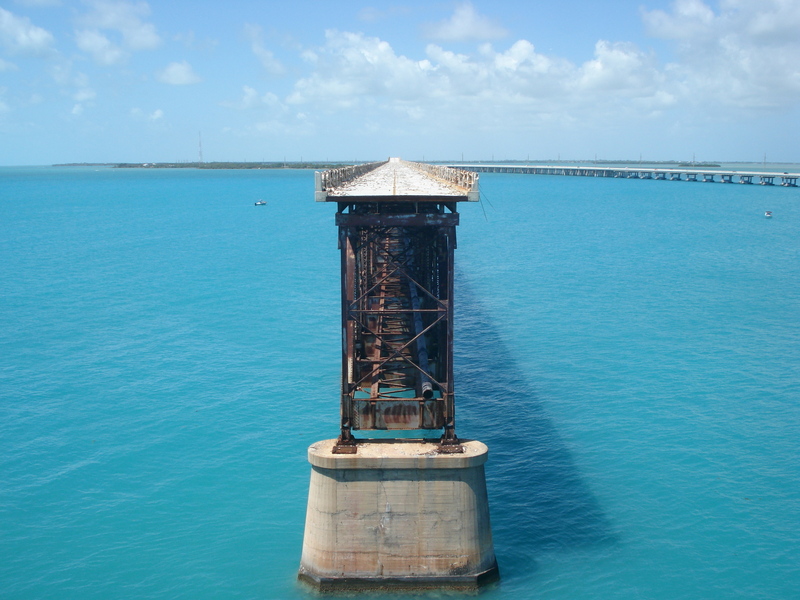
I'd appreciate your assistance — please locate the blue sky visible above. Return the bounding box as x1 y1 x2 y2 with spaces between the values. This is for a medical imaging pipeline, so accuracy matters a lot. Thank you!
1 0 799 165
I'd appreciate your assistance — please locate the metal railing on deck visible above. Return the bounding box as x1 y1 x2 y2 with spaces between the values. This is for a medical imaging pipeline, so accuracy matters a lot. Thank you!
407 161 479 196
315 161 387 200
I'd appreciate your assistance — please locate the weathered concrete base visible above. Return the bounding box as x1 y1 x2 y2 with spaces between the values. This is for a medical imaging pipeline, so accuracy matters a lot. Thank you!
297 566 499 592
298 439 498 591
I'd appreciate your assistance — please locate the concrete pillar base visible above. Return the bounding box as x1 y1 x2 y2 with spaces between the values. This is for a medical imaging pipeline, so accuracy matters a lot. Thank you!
298 439 499 591
298 564 499 592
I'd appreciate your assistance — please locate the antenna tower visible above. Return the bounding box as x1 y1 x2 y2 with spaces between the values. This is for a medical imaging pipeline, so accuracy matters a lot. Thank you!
198 132 204 164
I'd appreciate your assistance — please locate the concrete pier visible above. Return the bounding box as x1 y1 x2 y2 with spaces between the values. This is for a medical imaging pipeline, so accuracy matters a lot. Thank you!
299 440 498 591
301 160 496 591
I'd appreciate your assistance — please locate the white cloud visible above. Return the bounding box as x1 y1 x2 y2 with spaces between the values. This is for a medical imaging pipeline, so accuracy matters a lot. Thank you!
0 86 9 114
157 60 201 85
233 85 259 109
471 41 573 99
424 2 508 42
173 30 218 51
70 82 95 115
644 0 715 40
288 31 434 107
47 59 99 115
243 24 284 75
131 107 163 121
300 49 317 63
642 0 800 109
75 0 160 54
75 29 125 65
577 41 663 96
491 40 552 74
49 60 76 85
0 57 18 71
222 85 282 111
251 112 315 137
282 28 687 141
270 0 800 151
0 7 55 55
73 87 95 102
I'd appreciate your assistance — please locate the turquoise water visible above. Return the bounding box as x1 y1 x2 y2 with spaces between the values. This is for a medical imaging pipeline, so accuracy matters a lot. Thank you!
1 167 798 599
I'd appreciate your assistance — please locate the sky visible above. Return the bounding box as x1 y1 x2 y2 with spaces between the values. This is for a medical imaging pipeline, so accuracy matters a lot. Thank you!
1 0 799 165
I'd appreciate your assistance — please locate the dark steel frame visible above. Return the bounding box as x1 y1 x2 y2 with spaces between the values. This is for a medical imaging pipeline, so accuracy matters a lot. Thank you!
333 201 462 453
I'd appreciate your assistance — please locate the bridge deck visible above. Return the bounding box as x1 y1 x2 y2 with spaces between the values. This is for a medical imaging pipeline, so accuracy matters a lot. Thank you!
316 158 479 202
330 160 461 197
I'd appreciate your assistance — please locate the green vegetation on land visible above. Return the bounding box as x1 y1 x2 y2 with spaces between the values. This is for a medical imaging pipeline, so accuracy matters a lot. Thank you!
54 161 352 169
115 161 348 169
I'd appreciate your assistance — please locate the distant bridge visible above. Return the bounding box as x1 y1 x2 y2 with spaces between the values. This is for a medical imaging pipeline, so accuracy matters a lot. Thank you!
448 164 799 187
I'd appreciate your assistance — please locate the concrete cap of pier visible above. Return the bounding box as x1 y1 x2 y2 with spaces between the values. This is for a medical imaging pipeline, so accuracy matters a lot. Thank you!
308 439 488 470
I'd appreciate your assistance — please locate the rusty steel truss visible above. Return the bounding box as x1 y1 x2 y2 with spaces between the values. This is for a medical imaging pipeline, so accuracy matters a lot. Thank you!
334 201 462 453
316 159 479 454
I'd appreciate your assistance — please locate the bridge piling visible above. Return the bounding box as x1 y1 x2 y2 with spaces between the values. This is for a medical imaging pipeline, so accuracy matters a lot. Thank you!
299 159 498 591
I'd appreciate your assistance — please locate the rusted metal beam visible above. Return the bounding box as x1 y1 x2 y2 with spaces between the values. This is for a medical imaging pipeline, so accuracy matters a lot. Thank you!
325 160 466 453
335 213 459 227
328 195 472 203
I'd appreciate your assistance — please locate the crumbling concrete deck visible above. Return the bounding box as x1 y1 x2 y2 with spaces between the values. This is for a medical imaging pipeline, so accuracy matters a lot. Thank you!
318 158 476 199
327 158 467 197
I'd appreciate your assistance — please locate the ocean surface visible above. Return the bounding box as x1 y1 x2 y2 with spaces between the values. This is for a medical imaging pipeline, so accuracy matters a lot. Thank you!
1 165 798 600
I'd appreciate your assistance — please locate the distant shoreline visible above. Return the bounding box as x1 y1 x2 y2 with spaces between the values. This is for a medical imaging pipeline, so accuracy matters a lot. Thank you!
50 160 798 170
52 161 346 170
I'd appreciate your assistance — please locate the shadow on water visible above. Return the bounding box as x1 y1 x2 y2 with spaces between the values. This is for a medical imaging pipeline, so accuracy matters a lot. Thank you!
453 276 617 578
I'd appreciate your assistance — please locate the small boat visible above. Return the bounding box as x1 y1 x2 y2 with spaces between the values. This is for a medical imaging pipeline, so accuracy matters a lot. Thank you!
765 211 772 218
255 200 266 206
